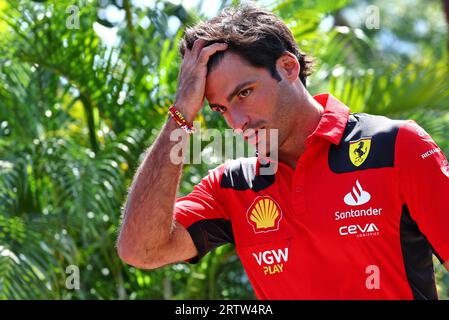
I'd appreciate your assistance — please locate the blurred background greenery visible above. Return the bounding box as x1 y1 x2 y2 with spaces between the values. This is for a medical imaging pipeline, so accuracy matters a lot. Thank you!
0 0 448 299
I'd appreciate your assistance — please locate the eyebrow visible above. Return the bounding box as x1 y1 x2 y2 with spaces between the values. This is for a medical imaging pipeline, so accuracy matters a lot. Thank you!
209 80 256 110
226 80 255 102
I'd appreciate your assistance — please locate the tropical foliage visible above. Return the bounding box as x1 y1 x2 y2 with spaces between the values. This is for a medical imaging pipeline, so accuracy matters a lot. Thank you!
0 0 448 299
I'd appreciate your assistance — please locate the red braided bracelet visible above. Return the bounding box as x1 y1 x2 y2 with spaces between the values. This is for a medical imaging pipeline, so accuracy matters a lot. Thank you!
168 105 195 134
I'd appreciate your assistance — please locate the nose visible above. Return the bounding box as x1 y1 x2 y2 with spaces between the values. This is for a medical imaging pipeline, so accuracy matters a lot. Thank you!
225 108 249 132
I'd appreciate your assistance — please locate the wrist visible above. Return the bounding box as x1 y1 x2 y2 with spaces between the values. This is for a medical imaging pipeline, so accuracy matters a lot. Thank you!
173 102 197 123
168 105 195 134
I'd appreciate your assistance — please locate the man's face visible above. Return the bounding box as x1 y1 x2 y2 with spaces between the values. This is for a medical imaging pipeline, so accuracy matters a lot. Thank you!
205 51 296 154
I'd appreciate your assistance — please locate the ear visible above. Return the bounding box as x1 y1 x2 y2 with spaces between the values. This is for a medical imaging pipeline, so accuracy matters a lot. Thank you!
275 52 300 83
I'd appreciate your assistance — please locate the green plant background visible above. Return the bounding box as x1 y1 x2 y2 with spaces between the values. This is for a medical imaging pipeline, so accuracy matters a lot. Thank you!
0 0 448 299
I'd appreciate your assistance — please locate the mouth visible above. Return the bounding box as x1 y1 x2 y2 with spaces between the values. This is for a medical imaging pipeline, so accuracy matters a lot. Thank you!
243 127 266 145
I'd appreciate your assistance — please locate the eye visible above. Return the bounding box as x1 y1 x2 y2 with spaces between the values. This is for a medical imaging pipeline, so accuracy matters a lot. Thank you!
238 88 252 98
211 105 227 114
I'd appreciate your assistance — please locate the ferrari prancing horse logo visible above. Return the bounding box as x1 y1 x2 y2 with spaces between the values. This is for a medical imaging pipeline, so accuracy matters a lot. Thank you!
349 138 371 167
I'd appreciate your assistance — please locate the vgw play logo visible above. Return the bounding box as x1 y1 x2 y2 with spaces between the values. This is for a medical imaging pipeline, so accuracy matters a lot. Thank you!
252 248 288 275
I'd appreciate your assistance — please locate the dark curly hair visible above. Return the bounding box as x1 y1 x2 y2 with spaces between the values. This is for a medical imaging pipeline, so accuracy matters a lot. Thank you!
179 4 314 87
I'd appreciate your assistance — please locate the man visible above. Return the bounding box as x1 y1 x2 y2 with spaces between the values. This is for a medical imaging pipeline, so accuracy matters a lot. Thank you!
117 5 449 299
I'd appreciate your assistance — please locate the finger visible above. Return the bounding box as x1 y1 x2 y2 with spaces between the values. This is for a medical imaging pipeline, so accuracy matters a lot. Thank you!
183 45 192 59
198 42 228 65
191 38 208 57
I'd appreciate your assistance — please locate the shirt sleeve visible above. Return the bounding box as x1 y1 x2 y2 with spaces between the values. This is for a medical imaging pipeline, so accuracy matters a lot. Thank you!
174 164 234 263
395 120 449 263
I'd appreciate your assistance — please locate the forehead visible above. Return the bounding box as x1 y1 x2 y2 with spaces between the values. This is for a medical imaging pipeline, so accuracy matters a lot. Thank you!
205 52 267 101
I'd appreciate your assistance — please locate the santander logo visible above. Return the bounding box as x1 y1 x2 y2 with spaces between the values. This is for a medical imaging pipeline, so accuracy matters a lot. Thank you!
344 180 371 206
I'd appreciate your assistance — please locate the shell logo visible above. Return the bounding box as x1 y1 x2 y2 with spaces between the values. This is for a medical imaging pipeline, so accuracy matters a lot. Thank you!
247 196 283 233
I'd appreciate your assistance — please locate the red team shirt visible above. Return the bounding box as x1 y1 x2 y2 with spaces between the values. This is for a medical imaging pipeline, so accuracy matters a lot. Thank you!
175 93 449 300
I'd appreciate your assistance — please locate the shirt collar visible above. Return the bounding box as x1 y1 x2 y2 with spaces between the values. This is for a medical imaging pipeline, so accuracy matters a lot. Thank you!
255 93 350 173
309 93 350 145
